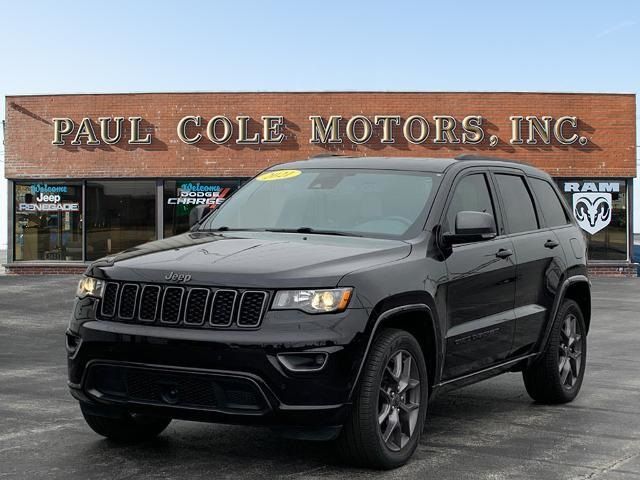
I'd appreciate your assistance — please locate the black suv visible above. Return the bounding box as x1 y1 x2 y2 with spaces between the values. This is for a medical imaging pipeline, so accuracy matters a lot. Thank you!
67 155 590 469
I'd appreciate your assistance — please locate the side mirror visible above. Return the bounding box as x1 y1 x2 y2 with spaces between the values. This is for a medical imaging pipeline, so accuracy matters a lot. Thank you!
189 205 209 228
442 211 497 245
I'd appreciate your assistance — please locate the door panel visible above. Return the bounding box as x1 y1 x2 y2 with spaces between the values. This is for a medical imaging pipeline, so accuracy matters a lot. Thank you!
510 229 566 356
443 238 516 380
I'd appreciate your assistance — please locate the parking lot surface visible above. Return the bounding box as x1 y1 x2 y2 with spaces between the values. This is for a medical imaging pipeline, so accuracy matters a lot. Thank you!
0 275 639 479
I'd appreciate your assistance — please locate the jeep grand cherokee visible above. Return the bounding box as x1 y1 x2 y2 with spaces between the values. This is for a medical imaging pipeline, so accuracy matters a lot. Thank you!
67 155 590 469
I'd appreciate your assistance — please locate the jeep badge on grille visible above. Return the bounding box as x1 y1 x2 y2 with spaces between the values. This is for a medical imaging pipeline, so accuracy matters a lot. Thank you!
164 272 192 283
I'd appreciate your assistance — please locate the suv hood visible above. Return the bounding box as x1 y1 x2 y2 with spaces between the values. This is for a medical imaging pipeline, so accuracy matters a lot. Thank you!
88 231 412 288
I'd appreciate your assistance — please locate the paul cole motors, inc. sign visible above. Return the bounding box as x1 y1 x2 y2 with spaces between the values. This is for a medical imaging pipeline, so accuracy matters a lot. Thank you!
51 114 590 147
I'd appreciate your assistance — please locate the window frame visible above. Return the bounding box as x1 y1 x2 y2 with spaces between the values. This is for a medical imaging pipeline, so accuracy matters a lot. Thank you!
490 169 543 236
555 177 631 263
438 168 504 244
12 180 85 263
527 175 572 229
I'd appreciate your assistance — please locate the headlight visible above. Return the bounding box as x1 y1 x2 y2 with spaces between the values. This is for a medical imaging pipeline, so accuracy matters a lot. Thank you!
272 288 353 314
76 276 104 299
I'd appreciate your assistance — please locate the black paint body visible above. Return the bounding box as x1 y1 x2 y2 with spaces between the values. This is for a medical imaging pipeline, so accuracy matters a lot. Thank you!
67 156 590 430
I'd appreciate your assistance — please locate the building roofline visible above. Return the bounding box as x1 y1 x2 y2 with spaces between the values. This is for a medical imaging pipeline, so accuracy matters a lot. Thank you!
5 90 637 99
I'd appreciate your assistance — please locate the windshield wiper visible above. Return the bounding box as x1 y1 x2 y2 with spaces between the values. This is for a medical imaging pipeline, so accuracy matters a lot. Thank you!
265 227 362 237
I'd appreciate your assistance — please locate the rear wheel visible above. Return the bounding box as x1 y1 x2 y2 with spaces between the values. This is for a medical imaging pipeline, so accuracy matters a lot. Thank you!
81 404 171 442
337 328 428 469
522 299 587 404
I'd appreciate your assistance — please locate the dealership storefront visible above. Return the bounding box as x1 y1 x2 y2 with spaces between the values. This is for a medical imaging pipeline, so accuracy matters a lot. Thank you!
3 92 637 275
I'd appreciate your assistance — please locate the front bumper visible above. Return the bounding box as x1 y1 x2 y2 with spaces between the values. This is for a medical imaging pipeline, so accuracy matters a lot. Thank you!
67 300 370 427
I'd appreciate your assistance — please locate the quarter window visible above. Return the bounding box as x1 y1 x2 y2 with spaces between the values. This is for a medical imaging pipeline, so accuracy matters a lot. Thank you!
445 174 496 233
494 174 539 234
530 178 570 227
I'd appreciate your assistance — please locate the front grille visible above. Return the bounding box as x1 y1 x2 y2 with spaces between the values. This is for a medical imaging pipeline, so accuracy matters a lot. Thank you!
210 289 236 326
139 285 161 322
100 283 119 317
126 368 218 408
184 288 210 325
85 363 269 412
161 287 184 324
237 291 268 327
98 281 269 329
118 284 138 319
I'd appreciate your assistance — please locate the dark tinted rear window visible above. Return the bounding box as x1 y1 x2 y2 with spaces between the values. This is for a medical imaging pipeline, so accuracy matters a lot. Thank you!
530 178 570 227
495 174 539 234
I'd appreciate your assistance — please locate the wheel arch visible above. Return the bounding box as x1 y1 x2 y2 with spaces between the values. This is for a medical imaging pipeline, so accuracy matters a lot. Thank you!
349 294 442 401
536 275 591 357
563 281 591 334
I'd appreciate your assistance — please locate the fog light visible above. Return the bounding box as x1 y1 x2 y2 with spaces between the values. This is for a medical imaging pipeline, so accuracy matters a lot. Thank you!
277 352 328 372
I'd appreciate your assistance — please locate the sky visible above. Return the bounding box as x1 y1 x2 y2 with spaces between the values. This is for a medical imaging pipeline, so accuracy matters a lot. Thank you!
1 0 639 250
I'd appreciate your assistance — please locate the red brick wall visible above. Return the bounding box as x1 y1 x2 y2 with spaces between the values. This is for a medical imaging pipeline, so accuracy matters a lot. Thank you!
4 92 636 179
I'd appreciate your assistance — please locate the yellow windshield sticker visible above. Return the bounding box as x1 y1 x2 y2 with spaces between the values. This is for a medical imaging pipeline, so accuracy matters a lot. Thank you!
256 170 302 181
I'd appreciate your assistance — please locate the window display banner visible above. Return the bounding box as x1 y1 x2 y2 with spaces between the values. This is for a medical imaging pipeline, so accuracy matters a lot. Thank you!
17 184 80 212
166 183 232 207
563 181 619 235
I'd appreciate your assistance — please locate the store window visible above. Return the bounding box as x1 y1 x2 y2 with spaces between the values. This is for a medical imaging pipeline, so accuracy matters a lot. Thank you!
85 181 157 260
557 179 628 261
163 179 244 237
14 182 83 261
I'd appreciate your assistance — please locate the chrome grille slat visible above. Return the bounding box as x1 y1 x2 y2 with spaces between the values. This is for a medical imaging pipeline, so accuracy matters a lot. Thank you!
160 287 185 324
100 282 119 317
237 291 268 328
184 288 210 325
118 283 139 320
138 285 161 322
209 289 237 327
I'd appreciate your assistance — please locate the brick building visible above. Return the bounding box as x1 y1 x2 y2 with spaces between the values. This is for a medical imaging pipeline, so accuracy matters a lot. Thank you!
3 92 637 275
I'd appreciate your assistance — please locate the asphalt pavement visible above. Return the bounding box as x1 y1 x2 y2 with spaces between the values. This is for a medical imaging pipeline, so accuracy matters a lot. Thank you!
0 275 639 479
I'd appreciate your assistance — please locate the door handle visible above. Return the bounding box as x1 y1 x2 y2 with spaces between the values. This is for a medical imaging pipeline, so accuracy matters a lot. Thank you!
495 248 513 259
544 239 559 249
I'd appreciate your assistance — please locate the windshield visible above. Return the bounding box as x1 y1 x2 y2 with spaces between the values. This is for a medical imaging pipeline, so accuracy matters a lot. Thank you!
198 168 439 239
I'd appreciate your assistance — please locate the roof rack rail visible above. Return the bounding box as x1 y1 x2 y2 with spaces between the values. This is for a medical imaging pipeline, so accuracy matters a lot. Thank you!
308 153 349 159
454 154 533 167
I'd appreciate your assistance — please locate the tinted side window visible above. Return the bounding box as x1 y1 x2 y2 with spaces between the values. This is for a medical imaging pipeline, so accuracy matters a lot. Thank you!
529 178 570 227
494 174 539 234
445 174 496 232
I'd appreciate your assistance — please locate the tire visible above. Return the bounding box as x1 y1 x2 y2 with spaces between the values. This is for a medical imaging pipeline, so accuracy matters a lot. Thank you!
522 299 587 404
337 328 429 469
81 404 171 442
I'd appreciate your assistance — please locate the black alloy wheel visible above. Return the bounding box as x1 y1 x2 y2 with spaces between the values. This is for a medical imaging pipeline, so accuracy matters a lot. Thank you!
337 328 428 469
523 299 587 404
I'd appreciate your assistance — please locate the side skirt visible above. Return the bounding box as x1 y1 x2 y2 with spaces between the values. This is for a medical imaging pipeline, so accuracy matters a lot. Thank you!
430 353 538 397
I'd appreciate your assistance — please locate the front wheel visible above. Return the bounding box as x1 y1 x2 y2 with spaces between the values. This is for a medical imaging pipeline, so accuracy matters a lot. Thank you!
522 299 587 404
337 328 428 469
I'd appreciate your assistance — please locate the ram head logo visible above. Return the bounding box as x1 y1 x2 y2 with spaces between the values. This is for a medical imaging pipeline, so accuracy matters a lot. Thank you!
572 192 612 235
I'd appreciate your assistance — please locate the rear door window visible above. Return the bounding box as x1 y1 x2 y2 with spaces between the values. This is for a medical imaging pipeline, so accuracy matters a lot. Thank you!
494 173 539 234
